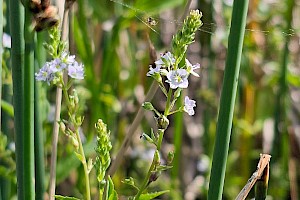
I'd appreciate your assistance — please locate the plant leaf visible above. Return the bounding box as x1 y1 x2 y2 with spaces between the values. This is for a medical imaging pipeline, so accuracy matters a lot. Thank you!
107 176 118 200
139 190 169 200
54 195 81 200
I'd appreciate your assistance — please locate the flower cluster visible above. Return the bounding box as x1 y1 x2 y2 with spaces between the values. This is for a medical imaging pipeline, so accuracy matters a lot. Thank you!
35 51 84 85
147 51 199 116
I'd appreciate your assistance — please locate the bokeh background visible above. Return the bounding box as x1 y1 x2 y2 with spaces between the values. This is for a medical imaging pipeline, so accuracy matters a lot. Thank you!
1 0 300 199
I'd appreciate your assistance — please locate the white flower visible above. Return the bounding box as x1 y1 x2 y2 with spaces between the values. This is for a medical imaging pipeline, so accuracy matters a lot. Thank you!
166 69 189 89
155 52 176 68
184 96 196 116
68 61 84 79
185 59 200 77
61 51 76 64
35 59 62 85
2 33 11 49
147 65 161 76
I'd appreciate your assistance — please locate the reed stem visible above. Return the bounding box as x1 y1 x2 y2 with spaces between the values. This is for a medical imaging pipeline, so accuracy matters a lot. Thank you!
207 0 249 199
9 0 25 199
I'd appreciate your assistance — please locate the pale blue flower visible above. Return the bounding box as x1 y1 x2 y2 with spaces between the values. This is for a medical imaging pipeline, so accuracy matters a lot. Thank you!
184 96 196 116
147 65 161 76
2 33 11 49
35 59 62 85
68 61 84 79
166 69 189 89
155 52 176 68
185 59 200 77
61 51 76 64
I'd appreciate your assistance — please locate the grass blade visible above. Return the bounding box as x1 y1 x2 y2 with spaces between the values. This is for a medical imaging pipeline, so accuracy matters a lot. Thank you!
207 0 249 199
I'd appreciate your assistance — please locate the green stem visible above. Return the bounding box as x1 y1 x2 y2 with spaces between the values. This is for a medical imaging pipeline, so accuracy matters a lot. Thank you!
34 32 46 199
9 0 25 199
164 89 173 116
134 129 164 199
171 96 183 179
75 130 91 200
207 0 249 199
23 1 36 198
62 86 71 109
99 189 103 200
134 157 157 200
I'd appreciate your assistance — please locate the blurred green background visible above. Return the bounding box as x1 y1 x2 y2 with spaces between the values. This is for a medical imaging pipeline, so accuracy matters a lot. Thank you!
1 0 300 199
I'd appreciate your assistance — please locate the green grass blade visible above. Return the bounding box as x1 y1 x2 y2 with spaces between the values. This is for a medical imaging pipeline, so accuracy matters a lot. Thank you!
9 0 25 199
23 1 35 199
207 0 249 199
34 32 47 200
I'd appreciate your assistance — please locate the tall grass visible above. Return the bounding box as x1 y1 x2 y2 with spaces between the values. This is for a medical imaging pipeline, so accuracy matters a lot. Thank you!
34 32 47 200
23 0 35 198
9 0 25 199
207 0 249 199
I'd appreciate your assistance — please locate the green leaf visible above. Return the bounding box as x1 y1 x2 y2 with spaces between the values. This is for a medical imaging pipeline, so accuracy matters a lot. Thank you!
139 190 169 200
156 165 173 171
107 176 118 200
141 133 155 145
54 195 81 200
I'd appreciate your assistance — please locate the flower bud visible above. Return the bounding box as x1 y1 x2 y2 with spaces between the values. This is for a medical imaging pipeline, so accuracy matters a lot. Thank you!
156 115 169 130
59 121 66 133
71 136 79 150
174 88 182 98
142 102 154 111
167 151 175 165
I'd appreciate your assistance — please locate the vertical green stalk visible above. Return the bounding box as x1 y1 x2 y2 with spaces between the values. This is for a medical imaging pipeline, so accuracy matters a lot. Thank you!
272 0 294 161
0 1 4 199
207 1 249 199
34 32 46 200
0 0 3 131
9 0 25 199
23 1 35 199
171 96 183 179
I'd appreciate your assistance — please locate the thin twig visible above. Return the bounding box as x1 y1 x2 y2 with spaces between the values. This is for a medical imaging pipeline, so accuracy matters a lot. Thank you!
48 5 70 200
235 154 271 200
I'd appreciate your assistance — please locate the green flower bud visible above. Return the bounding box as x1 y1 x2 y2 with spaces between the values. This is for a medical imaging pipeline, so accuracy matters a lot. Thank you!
94 119 112 190
167 151 175 165
174 88 182 98
59 121 66 133
71 135 79 150
142 102 154 111
172 10 203 65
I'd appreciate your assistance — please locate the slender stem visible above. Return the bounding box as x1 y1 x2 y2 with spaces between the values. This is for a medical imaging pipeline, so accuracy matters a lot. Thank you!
134 157 157 199
34 32 47 200
207 0 249 199
164 89 173 116
75 130 91 200
99 189 103 200
23 4 35 196
9 1 24 198
48 6 70 199
48 87 62 200
0 0 3 133
134 129 164 199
